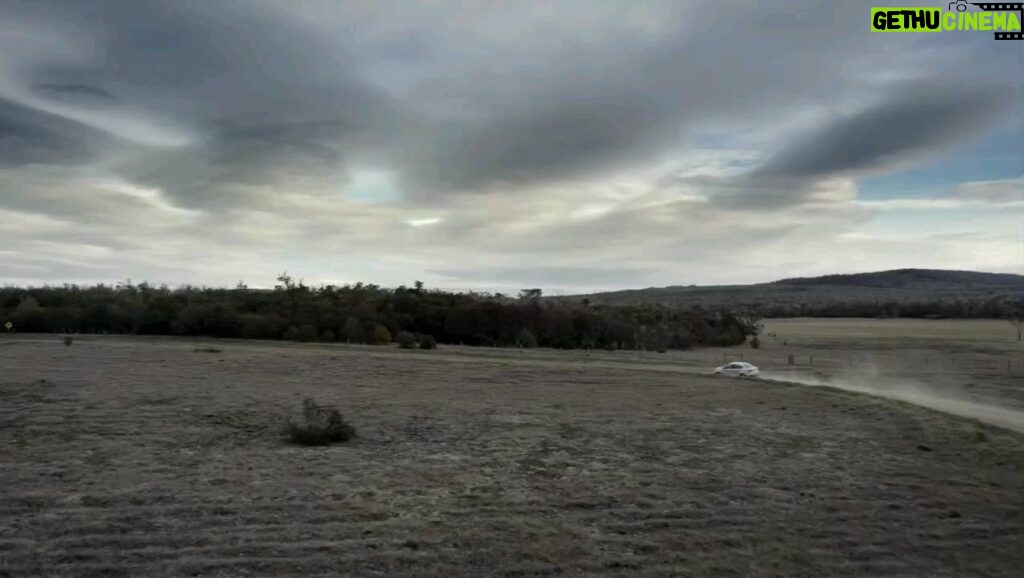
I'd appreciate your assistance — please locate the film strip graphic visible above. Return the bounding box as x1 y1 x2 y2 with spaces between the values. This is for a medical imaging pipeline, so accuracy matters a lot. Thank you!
970 2 1024 38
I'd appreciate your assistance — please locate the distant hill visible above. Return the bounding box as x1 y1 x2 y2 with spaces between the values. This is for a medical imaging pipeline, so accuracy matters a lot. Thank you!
564 269 1024 317
774 269 1024 289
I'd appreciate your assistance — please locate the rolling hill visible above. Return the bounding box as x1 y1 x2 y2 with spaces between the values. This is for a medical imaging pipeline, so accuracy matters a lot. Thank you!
564 269 1024 316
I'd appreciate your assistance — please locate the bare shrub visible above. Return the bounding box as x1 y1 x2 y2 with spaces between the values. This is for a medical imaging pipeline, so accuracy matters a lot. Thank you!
284 398 356 446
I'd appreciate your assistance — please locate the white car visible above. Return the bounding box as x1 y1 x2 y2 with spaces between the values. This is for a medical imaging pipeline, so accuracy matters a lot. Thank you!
713 361 760 378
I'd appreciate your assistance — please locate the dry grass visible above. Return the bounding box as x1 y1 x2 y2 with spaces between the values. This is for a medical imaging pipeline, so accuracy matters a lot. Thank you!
0 323 1021 577
763 318 1020 348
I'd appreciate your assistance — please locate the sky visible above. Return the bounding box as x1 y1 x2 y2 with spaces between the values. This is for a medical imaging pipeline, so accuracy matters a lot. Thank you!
1 0 1022 294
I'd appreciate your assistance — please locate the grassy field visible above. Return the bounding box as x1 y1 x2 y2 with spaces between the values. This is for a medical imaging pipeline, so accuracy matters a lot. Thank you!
1 320 1022 577
763 318 1021 348
757 319 1024 418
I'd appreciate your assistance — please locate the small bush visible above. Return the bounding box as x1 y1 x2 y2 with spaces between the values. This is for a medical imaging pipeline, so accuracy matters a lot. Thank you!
396 331 417 349
62 335 74 346
284 398 356 446
369 324 392 345
749 336 761 349
320 329 336 342
418 334 437 350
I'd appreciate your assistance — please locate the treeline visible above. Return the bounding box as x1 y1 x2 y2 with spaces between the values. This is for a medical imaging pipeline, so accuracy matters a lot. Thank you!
754 297 1022 320
0 276 759 350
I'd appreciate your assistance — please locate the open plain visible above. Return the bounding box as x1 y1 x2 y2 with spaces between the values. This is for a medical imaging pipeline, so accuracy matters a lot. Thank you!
1 319 1022 577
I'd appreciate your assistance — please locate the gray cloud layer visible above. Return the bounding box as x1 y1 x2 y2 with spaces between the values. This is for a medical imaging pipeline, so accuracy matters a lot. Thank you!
699 81 1017 209
0 0 1020 289
1 1 913 198
0 98 111 167
757 82 1014 180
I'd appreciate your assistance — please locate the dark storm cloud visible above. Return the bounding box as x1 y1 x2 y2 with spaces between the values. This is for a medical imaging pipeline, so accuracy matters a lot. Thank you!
1 0 997 204
755 82 1015 180
398 1 881 195
398 65 689 193
120 122 356 210
3 0 409 205
702 81 1017 209
0 98 113 167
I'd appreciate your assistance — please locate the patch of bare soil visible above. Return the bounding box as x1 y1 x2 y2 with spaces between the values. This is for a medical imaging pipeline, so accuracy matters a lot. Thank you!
0 337 1021 577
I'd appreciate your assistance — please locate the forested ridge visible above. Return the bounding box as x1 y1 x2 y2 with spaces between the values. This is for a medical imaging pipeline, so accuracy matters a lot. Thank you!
0 275 758 350
568 269 1024 319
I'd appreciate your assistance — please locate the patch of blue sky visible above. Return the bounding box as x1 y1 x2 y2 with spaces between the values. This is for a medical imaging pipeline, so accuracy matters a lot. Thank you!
858 128 1023 200
347 168 401 203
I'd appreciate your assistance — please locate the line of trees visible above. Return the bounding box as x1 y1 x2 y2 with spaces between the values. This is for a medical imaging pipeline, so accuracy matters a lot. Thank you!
753 297 1023 320
0 275 760 350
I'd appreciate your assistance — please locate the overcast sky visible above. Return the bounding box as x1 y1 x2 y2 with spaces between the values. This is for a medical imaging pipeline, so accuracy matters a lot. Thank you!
1 0 1021 293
